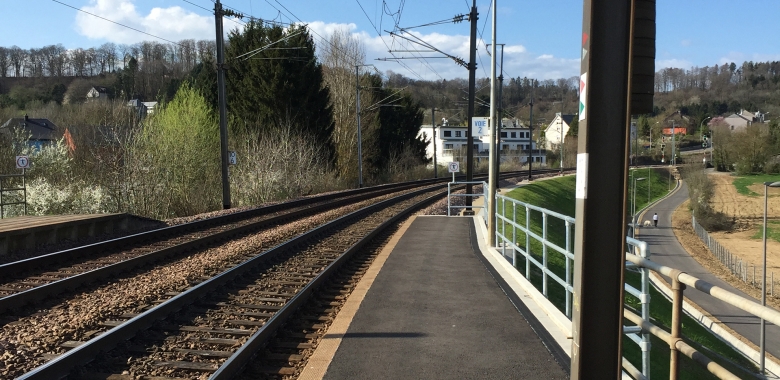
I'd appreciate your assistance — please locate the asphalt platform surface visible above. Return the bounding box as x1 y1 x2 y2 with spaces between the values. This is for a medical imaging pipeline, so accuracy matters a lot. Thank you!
322 216 568 379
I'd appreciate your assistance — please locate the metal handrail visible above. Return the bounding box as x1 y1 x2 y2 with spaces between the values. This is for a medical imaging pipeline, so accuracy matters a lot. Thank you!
446 181 487 216
626 252 780 379
0 172 27 218
625 253 780 326
493 194 652 378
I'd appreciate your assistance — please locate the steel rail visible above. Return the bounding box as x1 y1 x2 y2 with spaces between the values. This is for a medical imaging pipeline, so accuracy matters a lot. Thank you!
18 184 444 379
212 186 443 378
0 181 437 313
0 170 540 277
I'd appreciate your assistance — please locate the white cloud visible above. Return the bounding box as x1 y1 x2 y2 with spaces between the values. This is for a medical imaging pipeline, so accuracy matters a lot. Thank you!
504 45 526 54
656 58 693 69
75 0 216 44
680 39 692 47
719 52 780 65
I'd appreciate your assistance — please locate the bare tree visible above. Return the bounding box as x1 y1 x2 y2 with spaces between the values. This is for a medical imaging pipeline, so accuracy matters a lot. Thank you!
321 28 380 183
0 47 9 77
8 47 27 77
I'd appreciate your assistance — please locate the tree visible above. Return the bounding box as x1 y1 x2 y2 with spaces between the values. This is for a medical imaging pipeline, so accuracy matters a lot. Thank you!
129 84 221 217
372 83 427 171
225 22 334 158
320 28 378 183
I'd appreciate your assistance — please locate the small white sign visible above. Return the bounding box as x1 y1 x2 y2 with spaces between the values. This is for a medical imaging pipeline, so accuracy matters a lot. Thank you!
15 155 30 169
448 161 460 173
228 151 237 165
472 117 489 137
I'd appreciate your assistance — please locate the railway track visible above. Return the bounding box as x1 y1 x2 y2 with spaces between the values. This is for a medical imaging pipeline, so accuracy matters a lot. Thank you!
2 169 557 379
0 180 438 314
19 180 444 379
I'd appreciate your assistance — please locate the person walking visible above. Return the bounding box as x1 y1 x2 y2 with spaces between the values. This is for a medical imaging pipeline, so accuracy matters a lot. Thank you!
653 212 658 227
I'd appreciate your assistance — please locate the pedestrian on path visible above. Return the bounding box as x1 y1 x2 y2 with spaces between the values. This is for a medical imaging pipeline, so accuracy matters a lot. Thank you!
653 213 658 227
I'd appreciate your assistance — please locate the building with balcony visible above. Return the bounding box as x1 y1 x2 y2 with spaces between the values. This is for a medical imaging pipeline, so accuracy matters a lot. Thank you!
417 118 546 168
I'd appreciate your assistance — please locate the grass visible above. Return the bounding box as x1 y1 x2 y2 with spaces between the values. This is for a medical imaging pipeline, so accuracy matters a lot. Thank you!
733 174 780 197
751 220 780 243
496 170 761 379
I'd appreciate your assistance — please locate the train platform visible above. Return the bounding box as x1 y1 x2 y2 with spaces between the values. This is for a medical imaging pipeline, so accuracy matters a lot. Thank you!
299 215 571 380
0 213 160 256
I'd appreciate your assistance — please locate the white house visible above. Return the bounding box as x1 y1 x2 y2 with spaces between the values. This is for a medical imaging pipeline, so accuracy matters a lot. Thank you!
86 86 110 102
543 113 576 149
417 118 546 168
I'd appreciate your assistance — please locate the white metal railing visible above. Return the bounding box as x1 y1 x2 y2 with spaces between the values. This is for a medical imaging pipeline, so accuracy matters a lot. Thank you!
494 194 652 378
447 181 487 217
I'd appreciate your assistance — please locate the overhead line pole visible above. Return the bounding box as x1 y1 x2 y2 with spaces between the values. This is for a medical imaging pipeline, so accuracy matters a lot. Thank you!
528 81 534 181
465 0 478 212
487 0 497 244
356 65 364 188
215 0 232 209
432 106 438 178
571 0 633 377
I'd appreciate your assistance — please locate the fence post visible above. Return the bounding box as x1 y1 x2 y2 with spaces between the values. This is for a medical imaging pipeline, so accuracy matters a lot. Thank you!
670 269 686 380
525 206 531 278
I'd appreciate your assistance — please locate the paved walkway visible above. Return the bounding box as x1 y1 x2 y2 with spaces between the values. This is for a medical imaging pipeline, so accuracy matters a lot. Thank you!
319 216 568 379
642 182 780 367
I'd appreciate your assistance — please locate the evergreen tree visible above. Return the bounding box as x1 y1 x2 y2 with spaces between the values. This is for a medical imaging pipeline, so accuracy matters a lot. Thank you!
225 22 334 158
370 81 427 170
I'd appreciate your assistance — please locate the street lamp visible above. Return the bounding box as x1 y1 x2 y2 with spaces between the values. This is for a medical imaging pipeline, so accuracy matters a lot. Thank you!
700 116 712 140
632 176 646 238
760 181 780 373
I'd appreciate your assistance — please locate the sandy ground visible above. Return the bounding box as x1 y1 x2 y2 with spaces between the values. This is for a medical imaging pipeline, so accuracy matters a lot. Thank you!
673 172 780 308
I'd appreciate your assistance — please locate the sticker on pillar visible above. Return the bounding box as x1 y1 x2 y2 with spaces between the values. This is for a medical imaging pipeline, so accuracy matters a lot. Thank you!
579 73 587 121
576 153 588 199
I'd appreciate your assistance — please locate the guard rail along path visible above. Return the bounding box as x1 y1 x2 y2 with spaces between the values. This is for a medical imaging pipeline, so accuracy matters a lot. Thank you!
692 213 778 297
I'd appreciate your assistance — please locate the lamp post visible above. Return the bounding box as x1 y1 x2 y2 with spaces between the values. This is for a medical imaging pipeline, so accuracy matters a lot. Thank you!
700 116 712 140
632 176 646 238
761 181 780 373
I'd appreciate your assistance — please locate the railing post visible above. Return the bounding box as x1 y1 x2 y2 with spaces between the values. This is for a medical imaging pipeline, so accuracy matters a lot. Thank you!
525 205 531 278
542 212 548 297
447 183 451 216
512 201 517 266
670 269 686 380
566 220 572 318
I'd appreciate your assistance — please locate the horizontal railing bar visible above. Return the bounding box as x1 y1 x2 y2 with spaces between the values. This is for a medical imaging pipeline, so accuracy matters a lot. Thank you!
622 357 648 380
624 308 740 380
496 194 576 223
626 253 780 326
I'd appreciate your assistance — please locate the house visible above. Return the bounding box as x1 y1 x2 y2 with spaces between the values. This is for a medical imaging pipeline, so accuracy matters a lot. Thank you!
417 118 546 167
142 101 158 115
0 114 59 151
86 86 110 102
722 109 766 131
127 99 148 119
543 113 576 149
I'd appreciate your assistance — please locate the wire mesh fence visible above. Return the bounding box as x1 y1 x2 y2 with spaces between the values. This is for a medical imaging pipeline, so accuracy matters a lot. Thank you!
693 215 777 298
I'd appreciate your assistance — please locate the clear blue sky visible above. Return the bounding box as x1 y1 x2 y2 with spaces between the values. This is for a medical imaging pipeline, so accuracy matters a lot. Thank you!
3 0 779 81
